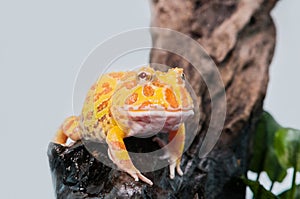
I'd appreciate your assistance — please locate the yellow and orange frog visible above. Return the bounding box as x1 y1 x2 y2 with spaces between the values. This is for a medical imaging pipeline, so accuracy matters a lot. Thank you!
54 66 194 185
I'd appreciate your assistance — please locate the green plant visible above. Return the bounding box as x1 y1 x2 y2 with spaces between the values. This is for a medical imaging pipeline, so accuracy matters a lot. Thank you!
244 111 300 199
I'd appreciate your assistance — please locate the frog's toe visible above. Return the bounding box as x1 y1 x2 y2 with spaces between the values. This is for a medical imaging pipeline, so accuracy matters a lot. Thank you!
128 172 139 181
128 171 153 186
137 172 153 185
169 159 183 179
176 163 183 176
169 161 176 179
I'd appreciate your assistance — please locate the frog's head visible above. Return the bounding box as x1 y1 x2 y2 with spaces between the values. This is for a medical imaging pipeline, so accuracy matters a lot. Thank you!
111 66 194 137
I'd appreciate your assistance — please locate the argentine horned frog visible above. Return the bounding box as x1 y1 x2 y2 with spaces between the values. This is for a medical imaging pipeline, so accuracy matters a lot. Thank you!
54 66 194 185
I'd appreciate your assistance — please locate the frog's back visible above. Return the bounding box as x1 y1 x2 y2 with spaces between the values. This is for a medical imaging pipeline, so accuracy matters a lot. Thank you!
80 71 126 141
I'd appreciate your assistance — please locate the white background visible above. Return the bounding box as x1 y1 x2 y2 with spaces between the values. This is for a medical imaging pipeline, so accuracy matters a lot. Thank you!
0 0 299 198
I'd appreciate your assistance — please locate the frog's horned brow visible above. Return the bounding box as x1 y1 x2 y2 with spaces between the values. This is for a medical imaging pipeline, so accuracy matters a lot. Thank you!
173 67 183 73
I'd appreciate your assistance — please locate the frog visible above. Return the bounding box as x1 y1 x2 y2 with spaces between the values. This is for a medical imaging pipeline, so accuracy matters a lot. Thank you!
54 66 194 185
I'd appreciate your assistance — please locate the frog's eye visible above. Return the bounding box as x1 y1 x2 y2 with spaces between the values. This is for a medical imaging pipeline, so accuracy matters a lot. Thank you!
138 71 152 81
181 73 185 80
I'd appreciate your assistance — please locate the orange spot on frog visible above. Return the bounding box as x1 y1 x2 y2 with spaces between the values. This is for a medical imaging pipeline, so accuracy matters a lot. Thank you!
108 72 124 79
165 88 179 108
143 85 154 97
138 101 152 110
125 92 138 105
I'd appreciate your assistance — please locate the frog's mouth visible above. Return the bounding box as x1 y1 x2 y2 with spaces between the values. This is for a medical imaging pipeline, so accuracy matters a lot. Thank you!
130 109 194 137
111 106 194 137
127 108 194 117
121 105 194 120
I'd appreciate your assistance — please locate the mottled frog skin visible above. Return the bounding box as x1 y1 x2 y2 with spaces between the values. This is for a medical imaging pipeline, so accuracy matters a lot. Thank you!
54 66 194 185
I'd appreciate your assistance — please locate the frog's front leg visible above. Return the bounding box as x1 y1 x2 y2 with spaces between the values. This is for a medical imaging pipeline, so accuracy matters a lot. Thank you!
168 124 185 179
54 116 81 145
106 126 153 185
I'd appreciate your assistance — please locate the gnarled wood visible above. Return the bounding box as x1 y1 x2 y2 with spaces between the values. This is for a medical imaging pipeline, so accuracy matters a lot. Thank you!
150 0 277 198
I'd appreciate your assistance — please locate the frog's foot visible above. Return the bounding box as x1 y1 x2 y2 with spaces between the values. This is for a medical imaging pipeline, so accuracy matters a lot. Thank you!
153 135 184 179
167 124 185 179
54 116 80 145
169 158 183 179
108 149 153 185
106 127 153 185
153 137 183 179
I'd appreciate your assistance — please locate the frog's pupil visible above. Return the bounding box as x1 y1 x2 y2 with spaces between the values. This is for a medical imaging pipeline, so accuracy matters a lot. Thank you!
138 72 147 79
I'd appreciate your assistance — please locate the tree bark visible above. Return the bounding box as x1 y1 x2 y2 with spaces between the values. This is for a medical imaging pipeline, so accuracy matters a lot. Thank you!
48 0 278 198
150 0 278 198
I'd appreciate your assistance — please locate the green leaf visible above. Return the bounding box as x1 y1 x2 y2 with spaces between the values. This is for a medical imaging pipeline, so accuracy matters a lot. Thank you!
274 128 300 170
263 147 287 183
242 177 279 199
278 185 300 199
250 111 287 182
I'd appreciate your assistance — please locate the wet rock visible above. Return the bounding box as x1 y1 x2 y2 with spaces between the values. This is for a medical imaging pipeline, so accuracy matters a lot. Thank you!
48 137 243 198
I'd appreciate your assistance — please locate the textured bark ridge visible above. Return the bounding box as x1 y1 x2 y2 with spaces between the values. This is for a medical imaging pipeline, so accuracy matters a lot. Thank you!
48 0 278 198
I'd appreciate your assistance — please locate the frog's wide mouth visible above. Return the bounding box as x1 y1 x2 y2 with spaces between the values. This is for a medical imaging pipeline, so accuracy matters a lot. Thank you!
118 104 194 113
110 106 194 134
111 105 194 120
118 106 195 120
118 108 194 134
127 108 194 116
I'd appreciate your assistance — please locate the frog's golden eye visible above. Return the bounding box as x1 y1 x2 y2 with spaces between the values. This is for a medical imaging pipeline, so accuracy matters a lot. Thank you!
181 73 185 80
138 71 152 81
